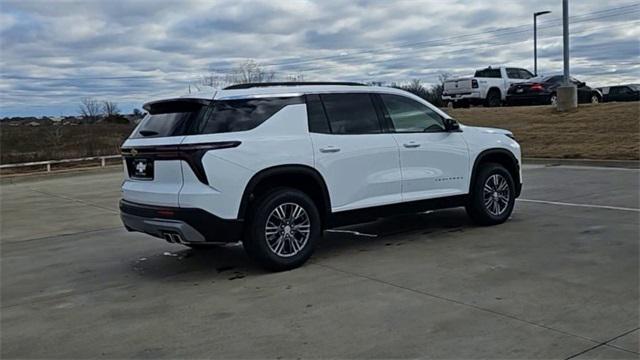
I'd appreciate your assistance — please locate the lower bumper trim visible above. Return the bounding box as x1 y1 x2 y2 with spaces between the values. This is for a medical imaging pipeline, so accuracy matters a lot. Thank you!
119 200 243 243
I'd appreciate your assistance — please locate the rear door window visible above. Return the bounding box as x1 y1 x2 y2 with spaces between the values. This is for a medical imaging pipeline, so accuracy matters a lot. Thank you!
320 93 382 134
194 97 302 134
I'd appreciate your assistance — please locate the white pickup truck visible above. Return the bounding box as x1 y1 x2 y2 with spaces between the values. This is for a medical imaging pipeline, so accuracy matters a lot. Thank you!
442 67 535 107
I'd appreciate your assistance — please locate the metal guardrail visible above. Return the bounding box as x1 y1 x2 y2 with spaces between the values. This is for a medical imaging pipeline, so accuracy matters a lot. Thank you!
0 155 121 173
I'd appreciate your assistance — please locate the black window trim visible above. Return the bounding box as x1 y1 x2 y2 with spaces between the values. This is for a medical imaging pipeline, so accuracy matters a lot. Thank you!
375 93 448 134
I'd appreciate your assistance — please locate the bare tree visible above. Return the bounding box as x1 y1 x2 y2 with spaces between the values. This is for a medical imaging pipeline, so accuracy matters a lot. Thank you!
47 125 65 147
233 60 275 84
79 97 102 123
102 101 120 117
202 60 276 89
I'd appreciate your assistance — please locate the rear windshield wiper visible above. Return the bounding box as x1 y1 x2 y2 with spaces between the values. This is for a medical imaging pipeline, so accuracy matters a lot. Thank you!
139 130 159 137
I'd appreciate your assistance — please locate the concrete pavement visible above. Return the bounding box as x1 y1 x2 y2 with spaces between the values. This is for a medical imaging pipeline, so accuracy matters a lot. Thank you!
1 165 638 359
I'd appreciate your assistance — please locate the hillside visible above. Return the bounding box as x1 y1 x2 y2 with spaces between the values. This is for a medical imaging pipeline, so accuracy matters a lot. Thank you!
444 102 640 160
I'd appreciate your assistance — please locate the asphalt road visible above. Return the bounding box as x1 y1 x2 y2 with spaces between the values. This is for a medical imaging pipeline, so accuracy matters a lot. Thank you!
1 164 638 359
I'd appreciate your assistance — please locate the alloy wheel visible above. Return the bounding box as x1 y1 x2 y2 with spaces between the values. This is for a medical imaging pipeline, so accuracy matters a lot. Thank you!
483 174 510 216
265 203 311 257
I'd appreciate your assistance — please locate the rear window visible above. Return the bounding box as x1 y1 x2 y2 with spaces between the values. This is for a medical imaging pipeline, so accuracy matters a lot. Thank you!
474 68 502 78
132 100 209 138
543 75 563 84
132 97 302 138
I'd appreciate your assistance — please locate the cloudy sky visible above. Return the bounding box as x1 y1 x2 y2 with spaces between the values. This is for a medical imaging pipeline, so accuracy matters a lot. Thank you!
1 0 638 116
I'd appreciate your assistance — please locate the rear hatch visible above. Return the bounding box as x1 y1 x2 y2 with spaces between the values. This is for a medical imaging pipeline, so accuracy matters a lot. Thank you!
443 78 475 95
121 98 212 207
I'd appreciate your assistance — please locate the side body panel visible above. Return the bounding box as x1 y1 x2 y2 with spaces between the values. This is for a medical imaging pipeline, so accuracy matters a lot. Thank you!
310 133 402 212
393 132 470 201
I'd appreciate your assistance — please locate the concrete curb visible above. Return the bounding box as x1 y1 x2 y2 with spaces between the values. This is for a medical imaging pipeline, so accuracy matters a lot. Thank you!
524 157 640 169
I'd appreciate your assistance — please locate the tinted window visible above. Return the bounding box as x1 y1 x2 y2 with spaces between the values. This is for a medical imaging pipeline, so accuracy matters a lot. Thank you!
543 75 563 84
194 97 302 134
609 86 627 95
305 94 330 133
519 69 534 79
506 68 521 79
474 68 501 78
132 100 209 138
380 94 445 133
320 93 381 134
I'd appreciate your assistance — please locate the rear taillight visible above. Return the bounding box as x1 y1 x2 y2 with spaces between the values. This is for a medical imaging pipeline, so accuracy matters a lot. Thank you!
530 83 544 91
471 79 479 88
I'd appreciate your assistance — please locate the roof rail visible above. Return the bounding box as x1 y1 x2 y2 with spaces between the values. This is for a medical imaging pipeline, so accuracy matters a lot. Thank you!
223 82 367 90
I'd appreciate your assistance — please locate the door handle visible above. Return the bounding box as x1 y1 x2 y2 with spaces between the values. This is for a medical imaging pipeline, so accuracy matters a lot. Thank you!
403 142 420 148
319 146 341 153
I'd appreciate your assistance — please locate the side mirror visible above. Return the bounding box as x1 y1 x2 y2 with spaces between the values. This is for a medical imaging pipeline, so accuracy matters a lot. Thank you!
444 118 460 131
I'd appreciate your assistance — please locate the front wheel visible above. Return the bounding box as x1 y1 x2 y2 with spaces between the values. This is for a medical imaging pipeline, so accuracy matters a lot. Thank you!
591 94 600 104
466 163 516 226
243 188 321 271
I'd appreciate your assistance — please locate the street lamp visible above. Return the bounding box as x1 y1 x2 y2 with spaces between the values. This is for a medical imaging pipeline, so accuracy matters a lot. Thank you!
534 10 551 76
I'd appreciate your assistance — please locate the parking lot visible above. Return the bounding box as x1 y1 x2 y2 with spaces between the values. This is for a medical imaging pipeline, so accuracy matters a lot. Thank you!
1 164 638 359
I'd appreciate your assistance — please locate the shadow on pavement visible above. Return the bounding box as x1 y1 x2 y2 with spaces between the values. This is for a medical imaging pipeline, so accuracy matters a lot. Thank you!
129 208 473 281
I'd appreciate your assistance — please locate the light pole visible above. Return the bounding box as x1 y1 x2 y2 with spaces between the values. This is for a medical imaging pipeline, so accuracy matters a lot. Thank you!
557 0 577 111
534 10 551 76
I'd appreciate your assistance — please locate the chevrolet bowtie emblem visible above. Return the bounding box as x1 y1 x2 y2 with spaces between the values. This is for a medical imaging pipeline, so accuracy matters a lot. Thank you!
131 148 138 156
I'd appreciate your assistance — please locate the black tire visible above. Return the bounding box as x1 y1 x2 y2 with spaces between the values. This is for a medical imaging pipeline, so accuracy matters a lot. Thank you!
590 93 600 104
243 187 321 271
485 90 502 107
465 163 516 226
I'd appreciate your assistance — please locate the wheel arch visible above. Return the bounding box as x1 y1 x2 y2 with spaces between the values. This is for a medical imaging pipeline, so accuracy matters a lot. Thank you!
237 165 332 225
487 87 502 98
470 149 521 197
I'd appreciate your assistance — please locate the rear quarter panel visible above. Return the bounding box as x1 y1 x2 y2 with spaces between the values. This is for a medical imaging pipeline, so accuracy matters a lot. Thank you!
178 104 314 219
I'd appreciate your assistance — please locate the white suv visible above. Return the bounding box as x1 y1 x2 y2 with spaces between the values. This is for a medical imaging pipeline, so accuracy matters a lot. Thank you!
120 82 522 270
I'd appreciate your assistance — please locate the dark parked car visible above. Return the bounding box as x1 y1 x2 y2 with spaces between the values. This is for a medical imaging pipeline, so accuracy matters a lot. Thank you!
599 84 640 102
506 75 602 106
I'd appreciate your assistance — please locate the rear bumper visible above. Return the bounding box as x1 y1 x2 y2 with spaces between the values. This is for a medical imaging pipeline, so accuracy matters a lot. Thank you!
119 200 243 244
442 92 484 105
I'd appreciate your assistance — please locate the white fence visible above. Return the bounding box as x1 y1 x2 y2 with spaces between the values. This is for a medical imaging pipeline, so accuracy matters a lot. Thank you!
0 155 121 173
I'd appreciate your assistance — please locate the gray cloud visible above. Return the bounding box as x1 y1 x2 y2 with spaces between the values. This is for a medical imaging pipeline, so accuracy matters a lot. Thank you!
1 0 639 116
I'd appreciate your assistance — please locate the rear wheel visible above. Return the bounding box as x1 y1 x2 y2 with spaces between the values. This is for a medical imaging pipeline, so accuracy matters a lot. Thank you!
591 94 600 104
485 90 502 107
466 163 516 225
243 188 321 271
549 93 558 106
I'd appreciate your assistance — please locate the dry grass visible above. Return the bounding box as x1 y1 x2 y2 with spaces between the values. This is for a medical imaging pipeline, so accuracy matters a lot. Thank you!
1 123 134 164
444 102 640 160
